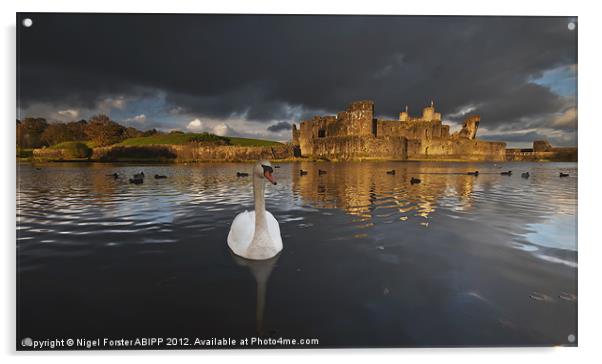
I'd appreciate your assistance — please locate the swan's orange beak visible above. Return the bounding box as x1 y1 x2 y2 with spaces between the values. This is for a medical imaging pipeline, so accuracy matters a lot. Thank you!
264 170 277 185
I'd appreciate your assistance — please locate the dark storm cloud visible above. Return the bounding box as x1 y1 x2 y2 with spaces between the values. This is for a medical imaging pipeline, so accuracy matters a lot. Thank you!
17 13 576 139
267 121 292 132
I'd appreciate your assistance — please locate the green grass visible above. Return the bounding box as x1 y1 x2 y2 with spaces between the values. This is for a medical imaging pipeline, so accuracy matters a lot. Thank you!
119 133 282 147
48 141 93 158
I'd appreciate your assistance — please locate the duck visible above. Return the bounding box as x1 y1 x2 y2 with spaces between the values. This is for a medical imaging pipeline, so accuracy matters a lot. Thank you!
227 160 283 260
129 177 143 184
410 177 421 185
299 169 308 176
274 165 281 168
467 171 479 176
521 172 530 179
318 169 327 175
500 171 512 176
133 172 145 179
386 170 396 175
237 172 249 177
106 173 119 179
559 172 569 177
154 174 167 179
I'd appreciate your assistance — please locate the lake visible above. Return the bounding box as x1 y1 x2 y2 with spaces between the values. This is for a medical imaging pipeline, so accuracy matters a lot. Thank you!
16 161 577 348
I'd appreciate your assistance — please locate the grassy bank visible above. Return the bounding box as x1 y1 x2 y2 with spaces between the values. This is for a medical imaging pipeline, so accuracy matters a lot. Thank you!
119 133 282 147
17 148 33 158
49 141 97 149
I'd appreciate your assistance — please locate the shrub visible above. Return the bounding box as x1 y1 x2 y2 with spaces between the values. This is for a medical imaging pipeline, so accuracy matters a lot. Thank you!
60 142 93 159
84 114 125 146
16 148 33 158
188 133 230 145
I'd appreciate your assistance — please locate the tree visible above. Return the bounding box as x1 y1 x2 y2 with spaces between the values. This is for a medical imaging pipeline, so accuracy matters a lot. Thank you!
17 117 48 148
41 123 75 146
84 114 125 146
66 120 88 141
142 128 160 137
123 126 143 139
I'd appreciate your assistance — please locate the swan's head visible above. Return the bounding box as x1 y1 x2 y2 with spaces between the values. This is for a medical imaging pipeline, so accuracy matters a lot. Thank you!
255 160 276 185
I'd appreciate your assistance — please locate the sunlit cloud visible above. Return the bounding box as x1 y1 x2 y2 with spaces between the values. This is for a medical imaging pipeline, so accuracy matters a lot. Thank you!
98 96 128 111
57 109 80 119
124 114 146 123
186 118 204 132
212 123 229 136
551 107 577 128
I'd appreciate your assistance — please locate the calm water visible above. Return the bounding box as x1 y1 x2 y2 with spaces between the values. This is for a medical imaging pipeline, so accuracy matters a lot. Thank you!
16 161 577 348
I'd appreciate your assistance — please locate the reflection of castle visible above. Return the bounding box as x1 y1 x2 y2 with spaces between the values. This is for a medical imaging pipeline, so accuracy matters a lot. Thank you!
291 163 479 222
292 100 506 161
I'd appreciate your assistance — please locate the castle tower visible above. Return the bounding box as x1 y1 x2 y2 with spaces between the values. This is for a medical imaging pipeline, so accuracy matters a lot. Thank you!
292 123 300 145
422 100 435 122
346 100 375 136
399 105 409 121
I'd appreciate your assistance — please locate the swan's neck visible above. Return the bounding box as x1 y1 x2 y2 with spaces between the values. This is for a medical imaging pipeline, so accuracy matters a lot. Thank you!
253 173 266 219
252 174 269 241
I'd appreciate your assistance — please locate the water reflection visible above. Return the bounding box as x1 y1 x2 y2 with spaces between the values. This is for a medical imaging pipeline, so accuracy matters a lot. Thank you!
231 252 280 336
16 161 577 346
291 162 483 221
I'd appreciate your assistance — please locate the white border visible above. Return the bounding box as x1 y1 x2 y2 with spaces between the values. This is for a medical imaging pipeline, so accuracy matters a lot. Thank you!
3 0 602 363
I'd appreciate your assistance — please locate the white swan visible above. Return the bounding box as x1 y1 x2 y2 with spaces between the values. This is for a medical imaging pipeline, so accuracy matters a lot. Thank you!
227 160 283 260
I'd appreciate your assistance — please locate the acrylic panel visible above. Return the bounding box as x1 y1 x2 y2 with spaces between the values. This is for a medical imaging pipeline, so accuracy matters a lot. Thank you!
16 13 578 350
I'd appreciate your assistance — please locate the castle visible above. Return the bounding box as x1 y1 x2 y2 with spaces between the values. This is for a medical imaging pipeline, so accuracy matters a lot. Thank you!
292 100 507 161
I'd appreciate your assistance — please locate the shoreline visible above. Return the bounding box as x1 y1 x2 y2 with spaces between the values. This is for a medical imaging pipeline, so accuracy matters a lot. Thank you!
17 157 577 164
22 142 576 164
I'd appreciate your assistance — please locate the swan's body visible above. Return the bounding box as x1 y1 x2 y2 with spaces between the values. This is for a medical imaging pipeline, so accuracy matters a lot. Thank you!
228 210 282 259
227 160 283 260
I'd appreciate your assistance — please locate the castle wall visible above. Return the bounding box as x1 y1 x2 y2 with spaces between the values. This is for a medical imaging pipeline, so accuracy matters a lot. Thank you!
375 120 449 140
506 141 577 162
533 140 553 152
505 149 577 162
310 136 407 161
33 144 299 162
296 100 507 161
407 139 506 161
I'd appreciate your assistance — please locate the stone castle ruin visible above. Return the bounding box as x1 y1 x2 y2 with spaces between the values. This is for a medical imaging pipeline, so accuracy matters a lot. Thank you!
292 100 506 161
506 140 577 162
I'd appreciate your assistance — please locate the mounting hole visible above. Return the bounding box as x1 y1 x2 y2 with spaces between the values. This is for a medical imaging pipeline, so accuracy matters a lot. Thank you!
568 22 576 31
567 334 576 343
22 18 33 28
21 337 33 347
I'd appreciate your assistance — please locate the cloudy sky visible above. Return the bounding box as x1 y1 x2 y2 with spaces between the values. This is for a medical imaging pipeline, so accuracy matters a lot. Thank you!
17 14 577 147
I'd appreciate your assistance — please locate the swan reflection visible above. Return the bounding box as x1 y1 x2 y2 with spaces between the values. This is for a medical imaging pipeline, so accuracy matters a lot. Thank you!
231 252 281 336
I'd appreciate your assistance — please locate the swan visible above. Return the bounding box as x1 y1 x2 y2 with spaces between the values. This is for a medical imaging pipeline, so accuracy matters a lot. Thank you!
227 160 283 260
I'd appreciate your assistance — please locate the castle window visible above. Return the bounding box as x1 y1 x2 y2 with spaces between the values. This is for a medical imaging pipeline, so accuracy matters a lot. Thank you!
318 129 326 138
